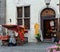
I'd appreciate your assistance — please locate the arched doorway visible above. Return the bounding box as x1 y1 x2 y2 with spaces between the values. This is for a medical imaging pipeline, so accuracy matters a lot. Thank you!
40 8 56 39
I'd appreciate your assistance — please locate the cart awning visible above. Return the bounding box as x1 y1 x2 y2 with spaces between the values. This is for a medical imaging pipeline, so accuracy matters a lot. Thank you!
2 25 28 33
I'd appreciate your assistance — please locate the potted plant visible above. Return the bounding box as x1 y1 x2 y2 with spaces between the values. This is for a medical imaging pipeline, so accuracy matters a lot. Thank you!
35 33 41 41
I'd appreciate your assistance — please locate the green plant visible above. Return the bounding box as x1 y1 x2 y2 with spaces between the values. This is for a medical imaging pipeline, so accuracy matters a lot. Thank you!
50 48 53 52
35 33 41 41
56 47 60 51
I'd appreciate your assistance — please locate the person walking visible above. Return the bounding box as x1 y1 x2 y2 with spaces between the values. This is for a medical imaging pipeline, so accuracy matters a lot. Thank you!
8 30 16 46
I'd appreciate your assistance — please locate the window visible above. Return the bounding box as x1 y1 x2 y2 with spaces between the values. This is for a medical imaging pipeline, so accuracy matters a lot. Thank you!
24 18 30 29
24 6 30 17
17 6 30 29
17 7 22 17
17 19 22 25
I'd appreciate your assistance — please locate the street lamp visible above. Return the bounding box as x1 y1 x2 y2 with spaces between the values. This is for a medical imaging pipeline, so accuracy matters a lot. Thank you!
45 0 51 7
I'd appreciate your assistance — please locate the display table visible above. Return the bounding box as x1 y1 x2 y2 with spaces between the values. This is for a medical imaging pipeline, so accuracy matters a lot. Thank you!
0 35 9 40
0 35 9 46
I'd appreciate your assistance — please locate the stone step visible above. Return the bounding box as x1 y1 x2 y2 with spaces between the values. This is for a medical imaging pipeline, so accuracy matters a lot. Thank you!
42 39 53 43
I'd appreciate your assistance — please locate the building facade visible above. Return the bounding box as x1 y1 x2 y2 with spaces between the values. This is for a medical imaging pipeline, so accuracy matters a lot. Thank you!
4 0 60 42
0 0 6 25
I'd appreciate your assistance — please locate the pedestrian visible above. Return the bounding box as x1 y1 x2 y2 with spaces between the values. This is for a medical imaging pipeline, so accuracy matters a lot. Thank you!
54 34 59 44
8 30 16 46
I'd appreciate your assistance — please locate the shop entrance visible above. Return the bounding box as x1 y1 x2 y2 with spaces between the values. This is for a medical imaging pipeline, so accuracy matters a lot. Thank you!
43 19 55 39
40 8 56 39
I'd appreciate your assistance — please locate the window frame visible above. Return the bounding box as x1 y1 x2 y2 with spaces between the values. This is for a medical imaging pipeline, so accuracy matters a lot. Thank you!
17 6 30 29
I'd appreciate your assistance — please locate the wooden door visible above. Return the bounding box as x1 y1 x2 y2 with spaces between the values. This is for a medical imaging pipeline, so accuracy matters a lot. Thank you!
43 20 52 39
55 18 60 40
43 18 60 39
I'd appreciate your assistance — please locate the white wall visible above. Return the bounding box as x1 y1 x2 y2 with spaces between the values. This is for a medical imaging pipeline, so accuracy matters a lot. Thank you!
6 0 59 42
6 0 17 25
50 0 59 18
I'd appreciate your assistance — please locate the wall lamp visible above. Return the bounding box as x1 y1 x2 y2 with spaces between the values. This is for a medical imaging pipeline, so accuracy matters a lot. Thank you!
45 0 51 7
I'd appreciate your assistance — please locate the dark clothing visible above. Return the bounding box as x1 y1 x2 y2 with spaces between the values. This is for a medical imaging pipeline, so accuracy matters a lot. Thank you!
54 37 59 42
8 43 16 46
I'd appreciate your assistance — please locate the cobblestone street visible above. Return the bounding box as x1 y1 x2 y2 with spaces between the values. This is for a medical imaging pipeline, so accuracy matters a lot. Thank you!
0 42 55 52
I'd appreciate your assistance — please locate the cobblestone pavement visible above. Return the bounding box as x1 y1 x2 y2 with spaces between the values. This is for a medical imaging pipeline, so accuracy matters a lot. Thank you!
0 42 55 52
